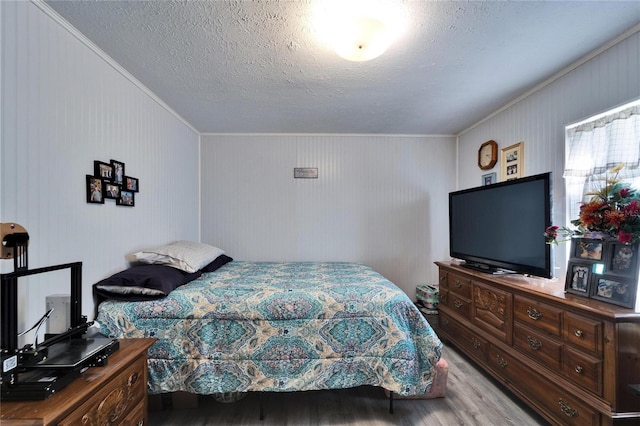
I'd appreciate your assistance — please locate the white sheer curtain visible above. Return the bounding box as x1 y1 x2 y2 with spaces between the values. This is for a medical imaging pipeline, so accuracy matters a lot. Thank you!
564 100 640 221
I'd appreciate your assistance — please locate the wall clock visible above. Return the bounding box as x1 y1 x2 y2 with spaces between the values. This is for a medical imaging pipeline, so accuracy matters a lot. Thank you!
478 140 498 170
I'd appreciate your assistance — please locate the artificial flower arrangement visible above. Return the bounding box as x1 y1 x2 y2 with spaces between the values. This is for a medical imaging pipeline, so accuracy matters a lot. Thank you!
544 164 640 245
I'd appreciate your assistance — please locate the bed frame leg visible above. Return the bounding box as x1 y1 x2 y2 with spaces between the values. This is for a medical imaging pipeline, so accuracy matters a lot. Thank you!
161 393 173 411
259 392 264 420
389 391 394 414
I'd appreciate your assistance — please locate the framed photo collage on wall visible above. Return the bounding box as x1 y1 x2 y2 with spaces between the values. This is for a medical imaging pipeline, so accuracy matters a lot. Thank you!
86 159 139 207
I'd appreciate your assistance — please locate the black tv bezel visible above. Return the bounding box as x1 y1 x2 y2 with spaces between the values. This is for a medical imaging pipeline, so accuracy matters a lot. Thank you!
448 172 553 279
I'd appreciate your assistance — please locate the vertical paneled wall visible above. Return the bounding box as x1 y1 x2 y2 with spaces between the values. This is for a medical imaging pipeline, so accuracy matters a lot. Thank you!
201 134 456 297
457 31 640 280
1 1 200 328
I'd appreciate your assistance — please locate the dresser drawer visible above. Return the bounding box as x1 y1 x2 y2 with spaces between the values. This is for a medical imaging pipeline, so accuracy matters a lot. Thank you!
514 296 562 337
514 322 562 369
121 398 147 426
60 357 146 425
563 312 602 355
438 271 448 290
473 281 513 344
447 294 471 319
439 311 488 362
488 345 600 426
562 346 602 395
440 289 449 306
447 273 472 299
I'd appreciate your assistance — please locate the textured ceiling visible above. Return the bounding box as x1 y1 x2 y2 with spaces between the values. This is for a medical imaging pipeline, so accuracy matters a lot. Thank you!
45 0 640 135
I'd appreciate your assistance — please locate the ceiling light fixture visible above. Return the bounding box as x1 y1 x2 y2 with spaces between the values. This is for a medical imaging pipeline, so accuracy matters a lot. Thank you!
313 0 407 62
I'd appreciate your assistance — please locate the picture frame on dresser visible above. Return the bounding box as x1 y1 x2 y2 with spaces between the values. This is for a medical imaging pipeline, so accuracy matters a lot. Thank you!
565 238 640 308
605 241 639 278
591 276 637 308
565 260 593 296
564 238 606 298
573 238 604 260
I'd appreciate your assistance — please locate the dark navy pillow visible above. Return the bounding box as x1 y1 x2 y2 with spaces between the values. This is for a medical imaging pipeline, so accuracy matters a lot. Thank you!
93 264 201 302
201 254 233 273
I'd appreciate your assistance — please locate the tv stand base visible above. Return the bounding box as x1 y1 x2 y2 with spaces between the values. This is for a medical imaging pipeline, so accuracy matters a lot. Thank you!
460 262 514 275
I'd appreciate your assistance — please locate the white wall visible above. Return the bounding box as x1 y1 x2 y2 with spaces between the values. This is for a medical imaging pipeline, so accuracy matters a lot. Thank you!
457 29 640 280
200 134 456 297
1 1 200 330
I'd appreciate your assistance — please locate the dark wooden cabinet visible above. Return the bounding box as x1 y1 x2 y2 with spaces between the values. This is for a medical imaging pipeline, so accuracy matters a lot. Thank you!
0 338 155 426
436 261 640 426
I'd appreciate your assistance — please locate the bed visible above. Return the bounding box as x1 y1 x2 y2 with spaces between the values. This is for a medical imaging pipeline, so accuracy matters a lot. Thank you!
94 244 444 399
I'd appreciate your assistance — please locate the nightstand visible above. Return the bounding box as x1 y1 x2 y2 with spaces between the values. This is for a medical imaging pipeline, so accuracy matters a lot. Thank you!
1 338 155 425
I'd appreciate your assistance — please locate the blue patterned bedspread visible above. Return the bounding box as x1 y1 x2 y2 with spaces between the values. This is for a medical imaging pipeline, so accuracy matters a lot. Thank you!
97 262 443 396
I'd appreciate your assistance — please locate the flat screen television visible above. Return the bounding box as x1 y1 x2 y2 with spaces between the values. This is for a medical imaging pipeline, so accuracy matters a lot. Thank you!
449 172 553 278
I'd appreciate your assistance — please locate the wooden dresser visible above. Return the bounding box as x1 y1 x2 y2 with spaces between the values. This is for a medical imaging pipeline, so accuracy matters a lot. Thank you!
436 261 640 426
1 338 156 426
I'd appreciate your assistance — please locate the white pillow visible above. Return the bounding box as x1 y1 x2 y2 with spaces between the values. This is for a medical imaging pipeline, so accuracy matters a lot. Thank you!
133 240 224 273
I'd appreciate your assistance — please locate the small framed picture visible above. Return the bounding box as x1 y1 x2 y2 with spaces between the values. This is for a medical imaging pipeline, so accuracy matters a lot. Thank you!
104 182 121 199
573 238 604 261
86 175 104 204
565 261 593 295
117 190 135 207
482 172 497 186
110 160 125 185
500 142 524 181
605 242 639 278
124 176 139 192
591 276 637 308
94 161 114 181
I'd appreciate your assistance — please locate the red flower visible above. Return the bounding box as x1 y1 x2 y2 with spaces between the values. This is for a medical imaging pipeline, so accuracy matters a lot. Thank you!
619 187 631 198
618 230 633 244
624 200 640 216
544 226 558 238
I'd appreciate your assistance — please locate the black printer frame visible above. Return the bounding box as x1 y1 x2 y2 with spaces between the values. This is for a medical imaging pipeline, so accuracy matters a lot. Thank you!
1 262 83 353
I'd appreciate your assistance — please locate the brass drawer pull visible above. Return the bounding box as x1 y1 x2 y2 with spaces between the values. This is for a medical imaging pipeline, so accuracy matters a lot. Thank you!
496 354 508 368
454 300 463 309
558 398 578 417
440 275 445 282
129 372 139 386
574 365 583 374
471 337 481 349
527 307 542 320
455 280 462 288
574 329 583 338
527 336 542 350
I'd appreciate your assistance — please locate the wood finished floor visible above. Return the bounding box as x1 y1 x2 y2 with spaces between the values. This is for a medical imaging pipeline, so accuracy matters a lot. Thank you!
148 344 548 425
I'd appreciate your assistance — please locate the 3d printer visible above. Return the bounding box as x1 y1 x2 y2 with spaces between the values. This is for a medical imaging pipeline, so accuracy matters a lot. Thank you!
0 223 119 400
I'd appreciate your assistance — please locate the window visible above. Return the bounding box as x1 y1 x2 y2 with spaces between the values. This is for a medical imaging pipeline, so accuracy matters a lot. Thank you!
565 98 640 220
564 97 640 309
